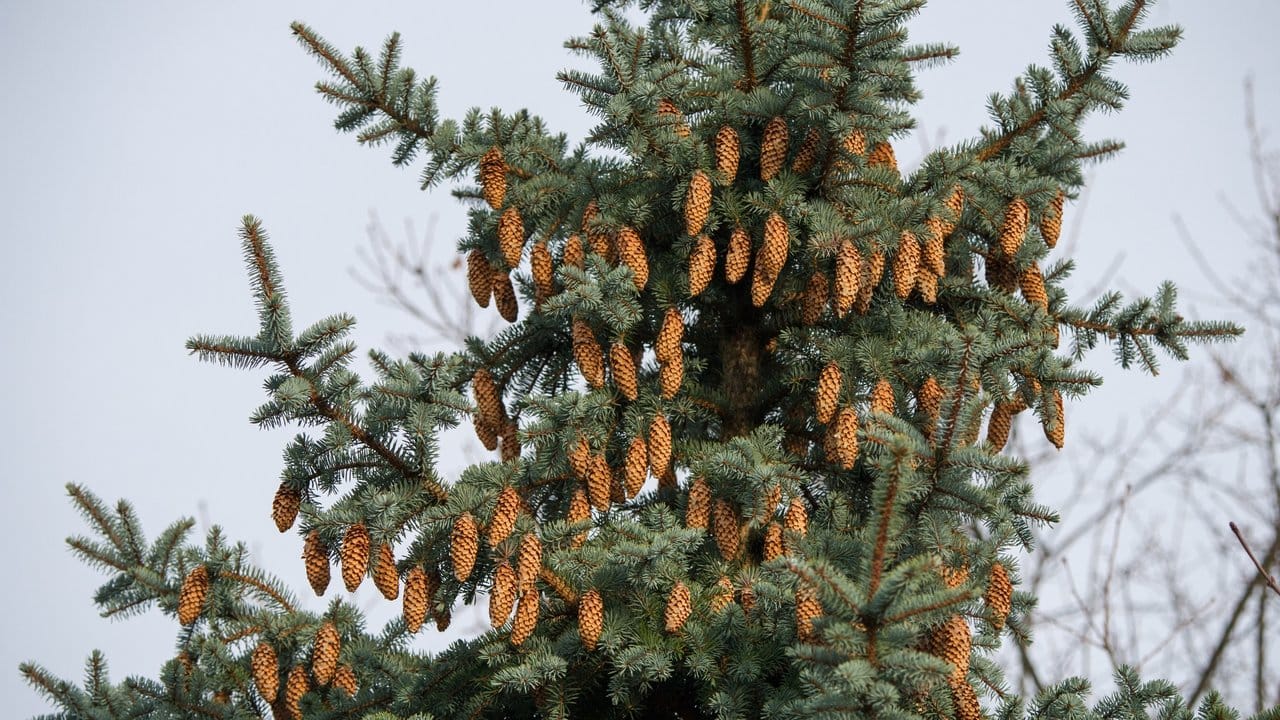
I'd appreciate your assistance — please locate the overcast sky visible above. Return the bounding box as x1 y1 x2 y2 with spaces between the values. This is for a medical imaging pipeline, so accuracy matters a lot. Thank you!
2 1 1277 716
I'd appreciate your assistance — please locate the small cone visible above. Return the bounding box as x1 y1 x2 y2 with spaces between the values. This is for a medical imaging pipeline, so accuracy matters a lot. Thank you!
998 197 1030 257
587 453 612 512
923 217 947 276
763 522 784 561
688 234 716 296
815 361 842 425
918 376 944 428
684 170 713 236
340 523 370 593
531 240 554 302
610 342 639 401
498 207 524 269
739 581 757 614
488 486 522 547
870 378 894 415
1041 189 1065 249
492 269 518 322
303 530 330 597
834 240 861 317
1045 389 1065 450
480 147 507 210
986 402 1015 452
568 487 590 549
712 498 741 560
332 664 358 697
579 589 604 651
1020 263 1049 310
986 562 1013 632
516 533 542 589
572 319 607 389
582 199 599 231
664 581 692 633
710 576 734 613
510 588 539 645
725 225 751 284
656 308 685 364
827 406 860 469
867 141 898 174
940 564 970 589
795 582 822 642
985 254 1019 293
564 234 585 269
272 482 300 533
373 543 399 601
791 127 821 174
451 513 479 583
311 621 340 686
403 566 428 633
715 125 740 182
648 414 672 478
252 641 279 702
760 116 788 181
624 437 648 498
434 603 452 632
659 353 683 399
284 665 309 720
760 483 783 522
802 270 829 325
467 249 492 309
177 565 209 625
917 267 938 304
617 226 649 291
686 476 711 530
657 98 690 138
490 561 517 628
893 231 921 301
843 128 867 158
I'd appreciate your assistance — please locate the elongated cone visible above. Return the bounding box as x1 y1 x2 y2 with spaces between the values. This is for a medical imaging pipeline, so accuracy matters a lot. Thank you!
725 225 751 283
711 576 734 613
763 522 784 561
843 128 867 158
272 482 300 533
473 368 503 430
784 496 808 537
467 249 492 308
502 424 521 462
893 231 921 301
616 226 648 290
624 437 648 498
739 581 757 614
1041 189 1065 249
492 269 518 322
986 402 1015 452
403 566 428 633
759 212 789 276
587 453 612 512
792 128 821 173
986 562 1013 632
688 234 716 296
648 414 672 478
686 476 710 530
568 434 592 481
490 561 517 628
656 308 684 364
712 499 741 560
1045 389 1065 449
828 406 860 469
373 543 399 601
480 147 506 210
917 267 938 304
870 378 894 415
795 582 822 642
563 234 585 269
434 602 451 632
284 665 309 720
579 589 604 651
815 361 842 425
451 513 479 583
332 664 358 697
340 523 370 592
931 615 972 682
923 217 947 277
657 98 690 138
511 588 539 645
998 197 1030 257
610 342 639 401
488 486 521 547
659 353 683 399
684 170 713 236
919 376 944 427
833 240 861 317
760 116 788 181
715 125 740 182
664 581 692 633
177 565 209 626
854 249 883 314
304 530 330 597
942 185 966 235
951 678 982 720
474 417 499 452
802 270 829 325
1020 263 1048 310
940 563 969 589
252 641 279 702
572 319 606 389
567 487 591 549
750 257 779 308
760 483 783 522
312 621 340 685
516 533 542 589
531 240 554 302
867 141 898 174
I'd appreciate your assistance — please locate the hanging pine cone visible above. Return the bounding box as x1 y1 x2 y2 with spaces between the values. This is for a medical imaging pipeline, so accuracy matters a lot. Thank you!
479 147 507 211
986 562 1013 632
784 496 808 537
791 127 821 174
657 98 690 138
856 249 884 314
711 576 734 613
763 522 784 561
815 361 842 425
893 230 921 301
739 580 757 614
759 212 789 276
923 217 947 277
311 621 340 686
272 482 300 533
867 141 898 174
616 226 649 291
340 523 370 593
917 267 938 304
827 406 860 469
715 125 740 182
252 641 279 703
497 207 524 269
688 234 716 297
940 563 970 589
1045 389 1065 450
579 588 604 651
373 543 399 601
750 256 780 308
284 665 309 720
659 353 683 399
760 116 789 181
572 318 606 389
648 413 672 478
986 401 1015 452
492 269 518 322
721 226 751 285
451 513 479 583
564 234 586 269
510 588 539 645
490 561 517 628
501 424 520 461
473 368 503 429
802 270 830 324
941 185 966 236
833 240 861 317
609 342 639 401
843 128 867 158
1041 189 1065 249
871 378 895 415
918 376 944 428
625 437 648 498
684 170 713 236
568 434 592 481
1020 262 1049 310
403 566 428 633
998 197 1030 257
664 581 692 633
685 476 711 530
488 486 521 547
531 240 554 302
712 498 741 561
930 615 972 682
177 565 209 625
467 249 492 309
587 453 612 512
474 415 498 452
568 487 590 549
985 254 1019 294
303 530 330 597
951 677 982 720
515 533 542 590
332 664 358 697
795 582 822 642
656 308 685 364
434 603 452 632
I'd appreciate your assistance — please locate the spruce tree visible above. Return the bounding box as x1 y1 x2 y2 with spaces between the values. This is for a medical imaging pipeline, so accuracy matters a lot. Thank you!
21 2 1270 719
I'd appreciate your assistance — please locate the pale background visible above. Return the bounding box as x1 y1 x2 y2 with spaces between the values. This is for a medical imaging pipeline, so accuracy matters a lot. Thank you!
1 1 1277 716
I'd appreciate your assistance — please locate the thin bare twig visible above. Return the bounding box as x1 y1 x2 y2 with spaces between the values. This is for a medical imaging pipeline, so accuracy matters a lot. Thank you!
1230 522 1280 597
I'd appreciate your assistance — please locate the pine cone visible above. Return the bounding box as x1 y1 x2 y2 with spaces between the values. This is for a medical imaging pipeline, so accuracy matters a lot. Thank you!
985 254 1019 294
303 530 330 597
843 128 867 158
587 453 612 512
490 561 517 628
659 352 683 399
568 487 591 549
802 270 829 325
434 604 452 632
686 476 710 530
568 434 592 481
791 127 821 174
340 523 370 593
479 147 506 210
178 565 209 625
688 234 716 297
951 677 982 720
815 361 842 425
923 217 947 277
998 197 1029 257
625 437 648 498
1045 389 1065 449
311 621 340 686
498 420 520 462
531 240 554 302
497 207 524 269
332 664 358 697
1020 262 1048 310
488 486 521 547
655 308 685 364
918 376 944 427
564 234 585 269
715 125 740 182
986 562 1013 632
827 406 860 469
759 212 789 276
763 522 784 561
373 543 399 601
712 498 741 561
616 225 649 291
403 566 428 633
725 225 751 284
738 581 757 614
1041 189 1065 249
648 413 672 478
272 482 300 533
870 378 895 415
451 513 479 583
856 249 884 314
579 589 604 651
684 170 713 237
492 269 518 322
664 581 692 633
784 496 808 538
795 582 822 642
516 533 542 589
467 249 492 309
834 240 861 317
510 588 539 645
867 141 898 174
893 230 921 301
572 319 606 389
251 641 279 702
474 414 498 452
473 368 503 430
940 185 966 236
930 615 972 682
711 576 734 613
657 98 690 138
760 116 789 181
986 402 1015 452
284 665 309 720
610 342 639 401
917 266 938 304
750 255 780 308
940 563 970 589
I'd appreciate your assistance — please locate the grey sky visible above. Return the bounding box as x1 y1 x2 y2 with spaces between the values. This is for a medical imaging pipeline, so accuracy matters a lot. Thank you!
2 1 1277 716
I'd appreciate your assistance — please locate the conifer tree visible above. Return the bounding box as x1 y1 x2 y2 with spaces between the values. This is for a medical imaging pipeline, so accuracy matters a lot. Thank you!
21 2 1271 719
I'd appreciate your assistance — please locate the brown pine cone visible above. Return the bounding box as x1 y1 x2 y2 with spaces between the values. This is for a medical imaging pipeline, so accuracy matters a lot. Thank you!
763 522 784 561
479 147 506 210
340 523 370 593
284 665 309 720
332 664 358 697
710 576 734 613
572 319 606 389
510 588 540 645
712 499 741 561
686 476 711 530
1020 263 1049 310
784 496 808 537
843 128 867 158
791 127 821 174
473 368 503 430
795 582 822 642
940 563 970 589
616 226 649 291
759 483 783 523
531 240 554 303
177 565 209 625
467 249 492 308
923 217 947 277
648 413 672 478
451 513 479 583
985 254 1019 294
589 227 611 258
492 269 518 322
498 207 524 269
738 581 757 614
870 378 895 415
657 98 690 138
986 402 1015 452
917 267 938 304
833 240 861 317
815 361 842 425
684 170 713 236
563 234 585 269
474 414 498 452
488 486 522 547
587 453 612 512
1045 389 1065 450
867 141 898 174
759 212 789 276
941 185 966 236
579 588 604 651
918 376 944 427
272 482 300 533
311 621 340 686
656 308 685 364
403 566 428 633
750 255 780 308
659 353 683 399
664 581 692 633
303 530 330 597
581 199 599 231
610 342 639 401
251 641 279 702
998 197 1030 257
930 615 972 682
986 562 1013 632
373 543 399 601
893 230 921 301
568 434 592 480
725 225 751 284
434 604 452 632
715 125 740 182
1041 189 1065 249
802 270 830 324
688 234 716 297
500 421 521 464
951 677 982 720
490 561 517 628
827 406 860 469
625 437 648 498
760 116 789 181
568 487 591 549
855 249 884 314
515 533 542 590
